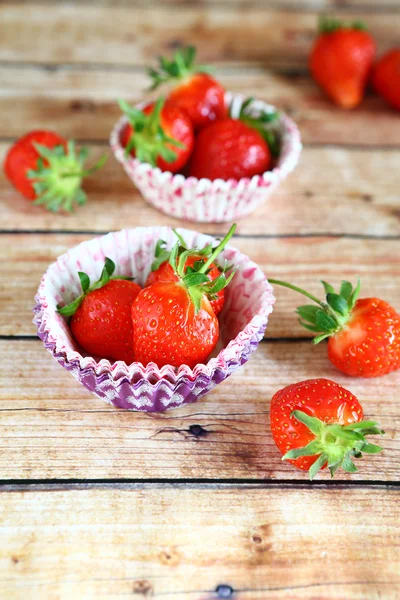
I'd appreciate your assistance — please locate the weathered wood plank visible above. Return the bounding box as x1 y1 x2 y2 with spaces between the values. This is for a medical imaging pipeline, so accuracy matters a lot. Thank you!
1 233 399 338
2 67 400 146
0 4 398 68
0 485 398 598
1 144 400 235
0 340 398 481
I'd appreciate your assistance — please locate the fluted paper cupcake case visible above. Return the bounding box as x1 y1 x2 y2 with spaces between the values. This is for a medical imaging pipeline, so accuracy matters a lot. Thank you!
110 94 302 223
33 227 274 412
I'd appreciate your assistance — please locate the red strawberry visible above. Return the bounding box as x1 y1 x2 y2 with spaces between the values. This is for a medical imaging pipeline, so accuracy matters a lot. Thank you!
4 130 106 212
146 230 226 315
57 258 141 364
188 98 279 181
309 17 376 108
131 225 237 369
271 378 384 479
268 278 400 378
148 46 226 130
372 49 400 111
118 98 194 173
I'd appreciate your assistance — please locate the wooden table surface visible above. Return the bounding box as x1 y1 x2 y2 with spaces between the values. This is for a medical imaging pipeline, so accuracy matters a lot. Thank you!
1 2 399 598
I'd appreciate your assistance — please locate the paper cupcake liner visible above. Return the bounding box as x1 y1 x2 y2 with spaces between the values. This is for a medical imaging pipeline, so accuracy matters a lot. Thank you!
110 93 302 223
34 227 275 412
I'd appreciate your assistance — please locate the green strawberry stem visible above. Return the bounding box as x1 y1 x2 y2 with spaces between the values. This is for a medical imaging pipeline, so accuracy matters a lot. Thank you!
147 46 213 90
118 97 185 167
268 278 361 344
169 224 237 313
27 141 107 213
282 409 384 480
318 15 368 34
57 258 133 317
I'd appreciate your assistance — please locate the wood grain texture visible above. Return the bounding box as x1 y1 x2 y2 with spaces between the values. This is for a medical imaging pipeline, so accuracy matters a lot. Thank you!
0 340 398 481
1 4 399 69
1 233 399 338
2 66 400 146
1 144 400 235
0 485 399 598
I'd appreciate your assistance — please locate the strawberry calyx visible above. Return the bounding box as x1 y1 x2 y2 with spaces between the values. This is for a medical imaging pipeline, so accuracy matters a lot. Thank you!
268 278 362 343
234 97 281 157
118 98 185 167
147 45 213 90
57 257 133 317
151 229 215 273
283 410 384 480
27 141 107 212
169 224 237 313
318 15 368 34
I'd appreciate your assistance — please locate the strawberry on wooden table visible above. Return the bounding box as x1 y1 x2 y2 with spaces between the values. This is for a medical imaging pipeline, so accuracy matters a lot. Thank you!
271 378 385 479
373 49 400 111
4 130 106 212
148 46 226 130
188 98 279 181
119 97 194 173
145 230 226 315
268 278 400 378
57 258 141 364
132 225 237 369
309 17 376 109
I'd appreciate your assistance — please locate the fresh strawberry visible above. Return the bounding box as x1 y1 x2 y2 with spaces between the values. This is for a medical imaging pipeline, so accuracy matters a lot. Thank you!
119 98 194 173
132 225 237 369
57 258 141 364
372 49 400 111
148 46 226 130
271 378 384 479
309 17 376 108
145 230 226 315
4 130 106 212
268 278 400 378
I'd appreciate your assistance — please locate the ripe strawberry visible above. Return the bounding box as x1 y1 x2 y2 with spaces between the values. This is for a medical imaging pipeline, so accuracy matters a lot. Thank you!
148 46 226 130
309 17 376 108
268 278 400 378
4 130 106 212
145 230 226 315
132 225 237 369
372 49 400 111
119 98 194 173
57 258 141 364
271 378 384 479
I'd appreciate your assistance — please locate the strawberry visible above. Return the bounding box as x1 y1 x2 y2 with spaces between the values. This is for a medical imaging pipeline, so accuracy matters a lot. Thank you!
271 378 384 479
145 230 226 315
118 98 194 173
148 46 226 130
4 130 106 212
57 258 141 364
372 49 400 111
188 99 279 181
131 225 237 369
268 278 400 378
309 17 376 109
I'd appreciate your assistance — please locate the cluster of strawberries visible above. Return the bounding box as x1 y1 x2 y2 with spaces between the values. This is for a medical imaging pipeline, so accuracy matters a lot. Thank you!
118 45 278 181
310 16 400 110
58 226 236 370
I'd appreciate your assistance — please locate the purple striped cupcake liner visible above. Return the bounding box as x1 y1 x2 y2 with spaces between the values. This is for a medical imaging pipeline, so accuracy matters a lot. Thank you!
110 93 302 223
34 227 275 411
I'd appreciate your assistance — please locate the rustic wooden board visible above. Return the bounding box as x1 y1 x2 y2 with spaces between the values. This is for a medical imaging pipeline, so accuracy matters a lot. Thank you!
2 67 400 146
1 4 399 69
1 340 398 481
0 485 398 598
2 233 399 338
1 144 400 235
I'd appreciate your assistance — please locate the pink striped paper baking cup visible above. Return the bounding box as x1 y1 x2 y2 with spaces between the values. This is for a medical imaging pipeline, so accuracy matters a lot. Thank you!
110 94 302 223
33 227 274 412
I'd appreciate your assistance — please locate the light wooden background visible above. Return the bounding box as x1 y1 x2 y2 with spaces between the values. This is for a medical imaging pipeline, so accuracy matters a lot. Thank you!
0 1 399 598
